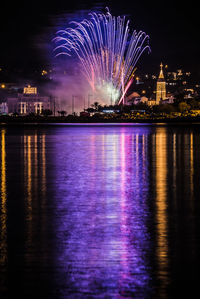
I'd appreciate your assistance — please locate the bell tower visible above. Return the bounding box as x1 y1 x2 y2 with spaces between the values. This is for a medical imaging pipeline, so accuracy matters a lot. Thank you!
156 63 166 104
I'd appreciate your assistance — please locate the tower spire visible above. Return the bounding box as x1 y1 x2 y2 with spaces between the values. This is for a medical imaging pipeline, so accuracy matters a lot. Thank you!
156 63 166 104
159 62 164 79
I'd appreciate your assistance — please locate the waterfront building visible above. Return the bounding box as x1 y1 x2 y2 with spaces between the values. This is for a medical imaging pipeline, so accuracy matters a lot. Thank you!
126 92 141 105
6 85 51 115
156 63 166 104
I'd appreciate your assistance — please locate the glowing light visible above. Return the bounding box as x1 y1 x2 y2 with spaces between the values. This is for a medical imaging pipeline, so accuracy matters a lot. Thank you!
23 85 37 95
41 70 48 76
54 8 150 104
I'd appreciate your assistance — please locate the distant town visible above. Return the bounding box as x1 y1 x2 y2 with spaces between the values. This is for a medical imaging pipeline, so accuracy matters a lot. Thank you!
1 63 200 122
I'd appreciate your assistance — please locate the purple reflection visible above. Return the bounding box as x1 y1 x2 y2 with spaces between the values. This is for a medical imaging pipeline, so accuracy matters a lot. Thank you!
52 126 152 297
118 130 151 298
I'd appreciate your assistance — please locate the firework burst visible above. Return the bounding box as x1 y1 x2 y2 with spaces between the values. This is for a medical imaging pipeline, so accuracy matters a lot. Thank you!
54 9 150 104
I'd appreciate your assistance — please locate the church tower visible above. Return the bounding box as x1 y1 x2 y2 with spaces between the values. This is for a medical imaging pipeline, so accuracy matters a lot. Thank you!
156 63 166 104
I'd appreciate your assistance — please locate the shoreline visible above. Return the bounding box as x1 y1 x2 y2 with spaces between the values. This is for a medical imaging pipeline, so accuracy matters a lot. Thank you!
1 117 200 126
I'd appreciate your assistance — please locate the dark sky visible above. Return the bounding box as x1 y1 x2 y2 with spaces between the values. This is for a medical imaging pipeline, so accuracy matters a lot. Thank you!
0 0 200 77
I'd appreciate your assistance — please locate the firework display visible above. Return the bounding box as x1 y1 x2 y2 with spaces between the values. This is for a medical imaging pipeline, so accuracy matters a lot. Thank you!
54 9 150 104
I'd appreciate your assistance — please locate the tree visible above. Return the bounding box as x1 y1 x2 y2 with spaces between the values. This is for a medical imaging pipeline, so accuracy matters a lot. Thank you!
85 107 95 113
12 112 19 116
174 91 186 104
178 102 190 113
158 104 176 113
42 109 53 116
189 99 200 109
28 112 36 117
91 101 101 111
57 110 67 117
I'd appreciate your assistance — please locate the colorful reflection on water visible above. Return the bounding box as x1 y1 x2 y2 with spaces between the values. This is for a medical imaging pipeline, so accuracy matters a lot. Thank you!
52 127 152 297
0 124 200 298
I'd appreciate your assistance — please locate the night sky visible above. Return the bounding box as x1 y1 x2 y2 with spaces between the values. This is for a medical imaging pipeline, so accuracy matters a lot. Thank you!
0 0 200 78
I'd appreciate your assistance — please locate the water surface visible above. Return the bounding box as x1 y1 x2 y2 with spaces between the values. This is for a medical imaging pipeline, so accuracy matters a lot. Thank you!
0 124 200 298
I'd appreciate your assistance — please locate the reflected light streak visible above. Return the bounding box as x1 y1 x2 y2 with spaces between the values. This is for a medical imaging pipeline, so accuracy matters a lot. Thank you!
42 135 46 198
190 132 194 197
172 133 177 211
24 135 33 259
24 135 27 186
173 133 176 186
142 134 146 184
119 132 130 295
34 133 38 197
104 133 119 263
136 134 139 190
40 133 47 251
155 128 169 291
27 136 32 218
0 129 7 266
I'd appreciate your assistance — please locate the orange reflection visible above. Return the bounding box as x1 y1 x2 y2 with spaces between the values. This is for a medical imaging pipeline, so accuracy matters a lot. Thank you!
173 133 176 184
0 129 7 266
23 135 33 254
27 136 32 218
190 132 194 197
155 127 169 290
41 134 46 198
23 133 46 259
34 133 38 197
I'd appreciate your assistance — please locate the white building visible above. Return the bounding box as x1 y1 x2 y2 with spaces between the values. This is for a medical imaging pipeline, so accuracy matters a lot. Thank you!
6 85 51 115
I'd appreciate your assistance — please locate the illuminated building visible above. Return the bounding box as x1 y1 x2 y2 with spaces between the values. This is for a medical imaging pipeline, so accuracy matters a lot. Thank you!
6 85 51 115
156 63 166 104
0 102 8 114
